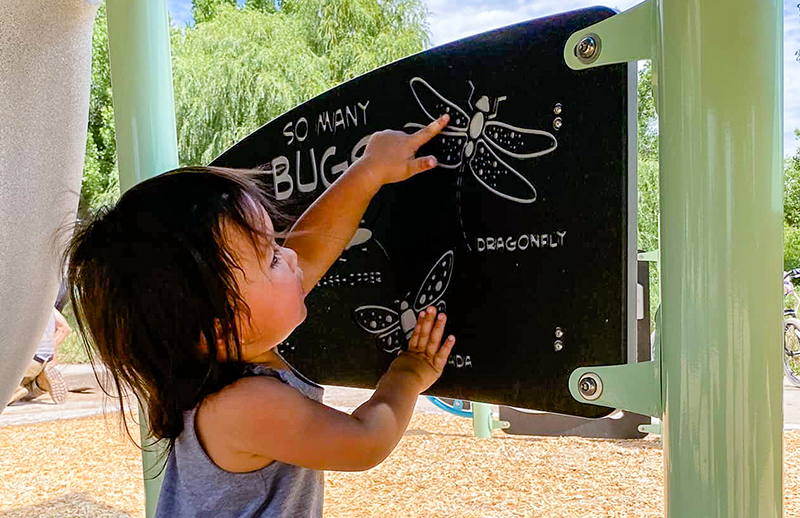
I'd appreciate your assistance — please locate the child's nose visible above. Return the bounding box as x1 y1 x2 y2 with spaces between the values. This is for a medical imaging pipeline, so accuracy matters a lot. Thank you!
283 246 299 271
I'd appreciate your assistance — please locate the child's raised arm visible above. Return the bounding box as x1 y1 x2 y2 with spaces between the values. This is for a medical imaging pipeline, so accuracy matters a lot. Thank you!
196 306 454 473
284 114 450 294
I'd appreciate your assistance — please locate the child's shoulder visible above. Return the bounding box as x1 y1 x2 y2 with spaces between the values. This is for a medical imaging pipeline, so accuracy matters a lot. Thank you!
201 372 285 415
195 373 299 472
198 366 319 431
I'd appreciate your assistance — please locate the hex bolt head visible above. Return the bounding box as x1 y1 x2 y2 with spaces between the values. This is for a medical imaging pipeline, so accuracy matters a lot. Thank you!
579 377 596 395
575 34 601 64
578 372 603 401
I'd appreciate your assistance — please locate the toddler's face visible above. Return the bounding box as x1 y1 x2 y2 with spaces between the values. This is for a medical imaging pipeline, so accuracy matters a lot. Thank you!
225 207 307 363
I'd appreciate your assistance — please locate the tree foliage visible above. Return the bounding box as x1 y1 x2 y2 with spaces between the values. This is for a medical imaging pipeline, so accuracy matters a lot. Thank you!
174 0 430 165
80 1 119 220
172 5 331 165
244 0 279 14
309 0 430 82
636 63 659 253
192 0 237 24
785 131 800 268
637 61 658 160
786 130 800 226
634 63 661 322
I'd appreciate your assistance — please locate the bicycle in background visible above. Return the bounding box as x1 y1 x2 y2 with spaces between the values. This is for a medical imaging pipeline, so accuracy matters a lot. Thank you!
783 269 800 386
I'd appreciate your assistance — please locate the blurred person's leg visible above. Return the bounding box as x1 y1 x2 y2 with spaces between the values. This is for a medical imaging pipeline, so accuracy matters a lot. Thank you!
6 359 45 405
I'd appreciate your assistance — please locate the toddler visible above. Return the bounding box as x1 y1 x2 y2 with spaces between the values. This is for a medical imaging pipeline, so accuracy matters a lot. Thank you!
64 115 454 517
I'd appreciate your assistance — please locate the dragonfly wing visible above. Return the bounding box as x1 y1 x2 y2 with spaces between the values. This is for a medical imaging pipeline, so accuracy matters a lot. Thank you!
483 121 557 159
469 139 537 204
376 327 404 354
354 305 401 334
412 250 455 312
409 77 470 131
344 227 372 250
403 123 466 169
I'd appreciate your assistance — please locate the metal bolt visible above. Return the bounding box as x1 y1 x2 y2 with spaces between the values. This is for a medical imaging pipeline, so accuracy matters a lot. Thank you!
555 327 564 339
553 103 562 115
553 117 563 130
578 372 603 401
554 340 564 352
575 34 601 64
579 377 596 395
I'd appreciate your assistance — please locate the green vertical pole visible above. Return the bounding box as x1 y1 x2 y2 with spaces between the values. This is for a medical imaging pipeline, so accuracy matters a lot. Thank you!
472 402 492 438
107 0 178 192
106 1 177 516
657 1 783 516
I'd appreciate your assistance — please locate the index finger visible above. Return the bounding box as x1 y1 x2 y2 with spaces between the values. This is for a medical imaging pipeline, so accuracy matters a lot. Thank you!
411 113 449 148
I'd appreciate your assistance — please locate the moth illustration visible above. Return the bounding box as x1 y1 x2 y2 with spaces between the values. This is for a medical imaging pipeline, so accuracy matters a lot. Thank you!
404 77 558 204
354 249 454 354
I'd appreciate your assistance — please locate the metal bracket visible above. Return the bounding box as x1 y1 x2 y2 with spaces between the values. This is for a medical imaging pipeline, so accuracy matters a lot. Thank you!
569 307 662 418
637 249 659 263
563 0 656 71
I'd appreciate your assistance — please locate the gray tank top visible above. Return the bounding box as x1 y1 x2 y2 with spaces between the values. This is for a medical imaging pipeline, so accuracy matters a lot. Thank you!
155 361 325 518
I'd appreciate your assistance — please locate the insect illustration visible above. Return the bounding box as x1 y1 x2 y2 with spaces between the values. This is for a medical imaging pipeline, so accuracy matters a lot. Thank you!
404 77 558 204
354 249 454 354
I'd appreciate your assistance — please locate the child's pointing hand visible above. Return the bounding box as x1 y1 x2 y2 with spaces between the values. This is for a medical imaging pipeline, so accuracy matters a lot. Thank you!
358 114 450 186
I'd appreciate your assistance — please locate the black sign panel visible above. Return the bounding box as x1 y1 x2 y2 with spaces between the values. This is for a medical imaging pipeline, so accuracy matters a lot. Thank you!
212 7 631 417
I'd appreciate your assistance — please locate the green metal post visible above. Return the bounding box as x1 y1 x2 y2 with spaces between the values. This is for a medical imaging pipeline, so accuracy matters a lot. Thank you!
657 1 783 516
472 402 492 438
107 0 178 192
106 1 178 516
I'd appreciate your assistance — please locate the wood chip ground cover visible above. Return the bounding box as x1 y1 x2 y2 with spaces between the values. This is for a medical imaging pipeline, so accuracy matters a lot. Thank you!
0 413 797 517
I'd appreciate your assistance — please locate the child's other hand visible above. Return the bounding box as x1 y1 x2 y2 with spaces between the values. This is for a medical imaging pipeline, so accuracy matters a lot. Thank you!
388 306 455 393
358 114 450 186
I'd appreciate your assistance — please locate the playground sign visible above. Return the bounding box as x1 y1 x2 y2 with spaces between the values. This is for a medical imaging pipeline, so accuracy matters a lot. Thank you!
212 6 633 418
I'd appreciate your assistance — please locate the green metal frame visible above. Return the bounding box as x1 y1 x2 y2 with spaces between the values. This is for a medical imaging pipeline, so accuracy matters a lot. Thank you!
106 1 178 516
564 1 783 516
471 402 510 438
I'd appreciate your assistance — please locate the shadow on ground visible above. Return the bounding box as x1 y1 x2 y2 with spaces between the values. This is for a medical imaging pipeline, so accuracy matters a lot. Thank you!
0 492 132 518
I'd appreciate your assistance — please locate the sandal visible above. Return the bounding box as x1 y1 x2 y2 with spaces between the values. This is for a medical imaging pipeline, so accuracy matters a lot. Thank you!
35 362 68 404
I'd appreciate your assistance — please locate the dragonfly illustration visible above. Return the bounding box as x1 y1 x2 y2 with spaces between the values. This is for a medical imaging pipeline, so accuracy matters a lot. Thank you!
404 77 558 204
354 249 454 354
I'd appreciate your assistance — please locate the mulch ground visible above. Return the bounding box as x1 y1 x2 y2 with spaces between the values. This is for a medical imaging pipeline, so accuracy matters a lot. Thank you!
0 413 797 517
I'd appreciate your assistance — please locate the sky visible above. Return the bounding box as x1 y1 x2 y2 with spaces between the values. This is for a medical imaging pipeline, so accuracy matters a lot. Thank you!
165 0 800 157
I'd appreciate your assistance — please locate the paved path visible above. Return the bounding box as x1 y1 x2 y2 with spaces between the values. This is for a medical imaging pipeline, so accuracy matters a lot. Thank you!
0 364 442 428
2 364 800 430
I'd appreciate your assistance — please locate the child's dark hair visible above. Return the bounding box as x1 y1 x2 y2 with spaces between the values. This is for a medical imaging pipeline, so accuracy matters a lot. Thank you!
63 166 293 450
